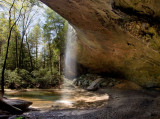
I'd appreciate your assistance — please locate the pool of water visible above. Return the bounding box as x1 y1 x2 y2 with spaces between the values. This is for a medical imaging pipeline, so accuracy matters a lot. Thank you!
5 89 61 101
5 82 109 110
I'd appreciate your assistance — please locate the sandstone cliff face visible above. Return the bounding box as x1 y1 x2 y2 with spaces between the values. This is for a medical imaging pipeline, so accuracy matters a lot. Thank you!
41 0 160 88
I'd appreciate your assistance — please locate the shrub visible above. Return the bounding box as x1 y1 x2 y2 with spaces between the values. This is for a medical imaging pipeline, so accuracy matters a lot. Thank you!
31 68 48 78
5 70 21 89
18 69 33 88
31 69 61 88
2 68 61 89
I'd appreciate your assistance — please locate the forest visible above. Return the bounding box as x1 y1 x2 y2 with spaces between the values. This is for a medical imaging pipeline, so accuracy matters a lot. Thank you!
0 0 68 95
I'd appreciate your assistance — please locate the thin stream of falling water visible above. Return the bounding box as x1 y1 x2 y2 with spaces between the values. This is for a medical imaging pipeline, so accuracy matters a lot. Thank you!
64 24 77 79
56 24 77 106
54 23 109 108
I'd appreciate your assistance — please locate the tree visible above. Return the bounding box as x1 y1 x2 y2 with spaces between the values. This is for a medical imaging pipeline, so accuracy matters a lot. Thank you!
43 8 67 74
1 0 24 96
0 0 66 92
28 23 41 68
18 1 38 69
0 13 8 62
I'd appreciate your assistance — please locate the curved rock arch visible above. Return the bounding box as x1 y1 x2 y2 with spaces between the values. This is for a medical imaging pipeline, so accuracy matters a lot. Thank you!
40 0 160 88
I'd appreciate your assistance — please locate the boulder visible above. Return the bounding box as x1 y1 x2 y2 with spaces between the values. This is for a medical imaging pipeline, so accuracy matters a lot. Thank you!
3 99 32 110
0 99 22 114
0 98 32 116
87 78 104 91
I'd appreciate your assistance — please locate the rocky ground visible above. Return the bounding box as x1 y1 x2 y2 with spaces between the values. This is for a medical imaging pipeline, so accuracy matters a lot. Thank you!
7 88 160 119
1 75 159 119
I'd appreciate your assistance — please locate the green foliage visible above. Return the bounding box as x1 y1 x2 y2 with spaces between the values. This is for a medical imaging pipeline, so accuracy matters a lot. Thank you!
29 0 41 6
32 68 47 78
43 8 67 51
18 69 34 88
5 69 21 89
0 1 67 90
15 116 25 119
32 68 61 88
4 69 33 89
42 8 67 74
3 68 62 89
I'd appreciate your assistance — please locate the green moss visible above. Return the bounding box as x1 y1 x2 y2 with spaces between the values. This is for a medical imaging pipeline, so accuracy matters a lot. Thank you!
15 117 25 119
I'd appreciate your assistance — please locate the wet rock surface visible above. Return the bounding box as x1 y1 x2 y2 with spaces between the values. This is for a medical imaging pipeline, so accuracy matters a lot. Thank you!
3 99 32 110
0 98 32 118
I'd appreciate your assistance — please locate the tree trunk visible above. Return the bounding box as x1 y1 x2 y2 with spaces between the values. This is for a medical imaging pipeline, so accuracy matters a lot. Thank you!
19 35 24 69
15 33 19 68
19 14 25 69
36 39 38 68
59 53 61 75
1 0 22 96
14 8 19 69
0 41 2 56
26 35 33 71
43 50 46 69
48 43 53 74
1 28 12 96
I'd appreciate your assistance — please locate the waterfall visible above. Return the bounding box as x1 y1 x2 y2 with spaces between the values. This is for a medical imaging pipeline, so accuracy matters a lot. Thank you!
64 24 77 79
55 24 77 106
